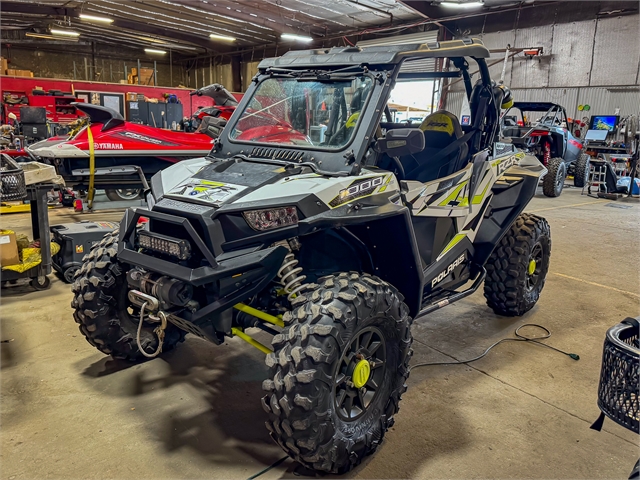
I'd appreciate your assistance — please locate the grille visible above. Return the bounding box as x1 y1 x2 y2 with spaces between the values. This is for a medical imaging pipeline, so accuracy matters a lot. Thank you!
250 147 304 162
596 318 639 434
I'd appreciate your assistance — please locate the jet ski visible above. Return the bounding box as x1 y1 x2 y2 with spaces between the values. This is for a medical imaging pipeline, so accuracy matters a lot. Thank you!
27 84 237 201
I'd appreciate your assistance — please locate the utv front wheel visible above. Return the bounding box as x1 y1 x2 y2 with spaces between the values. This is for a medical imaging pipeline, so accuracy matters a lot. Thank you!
71 229 185 361
262 272 412 474
542 157 566 197
483 213 551 316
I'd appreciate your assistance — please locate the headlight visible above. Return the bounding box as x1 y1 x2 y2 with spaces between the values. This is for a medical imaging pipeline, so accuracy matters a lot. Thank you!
243 206 298 231
138 230 191 260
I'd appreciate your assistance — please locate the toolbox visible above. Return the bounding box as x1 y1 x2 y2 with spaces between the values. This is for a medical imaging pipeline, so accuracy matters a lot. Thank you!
51 221 118 283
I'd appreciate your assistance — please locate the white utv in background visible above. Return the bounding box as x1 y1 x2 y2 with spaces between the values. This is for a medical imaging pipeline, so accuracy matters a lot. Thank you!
72 38 551 474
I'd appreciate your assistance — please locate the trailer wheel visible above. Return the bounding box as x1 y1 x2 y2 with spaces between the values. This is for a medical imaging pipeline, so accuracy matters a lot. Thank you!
105 189 142 202
262 272 412 474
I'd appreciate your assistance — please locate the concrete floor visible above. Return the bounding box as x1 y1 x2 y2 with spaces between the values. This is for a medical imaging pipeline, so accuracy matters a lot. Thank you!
1 184 639 479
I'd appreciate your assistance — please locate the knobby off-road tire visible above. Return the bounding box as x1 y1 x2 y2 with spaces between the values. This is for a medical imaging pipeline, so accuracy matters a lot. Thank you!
484 213 551 316
542 157 567 197
573 153 590 188
262 272 412 474
71 229 185 361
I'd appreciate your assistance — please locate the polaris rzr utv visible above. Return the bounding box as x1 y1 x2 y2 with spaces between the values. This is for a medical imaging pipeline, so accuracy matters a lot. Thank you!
72 39 551 474
501 101 590 196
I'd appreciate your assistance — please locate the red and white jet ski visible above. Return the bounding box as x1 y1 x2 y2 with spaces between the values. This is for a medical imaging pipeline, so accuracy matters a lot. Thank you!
27 84 237 201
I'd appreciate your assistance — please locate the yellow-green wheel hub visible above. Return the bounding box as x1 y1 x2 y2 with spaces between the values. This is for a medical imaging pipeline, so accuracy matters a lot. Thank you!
352 359 371 389
528 259 537 275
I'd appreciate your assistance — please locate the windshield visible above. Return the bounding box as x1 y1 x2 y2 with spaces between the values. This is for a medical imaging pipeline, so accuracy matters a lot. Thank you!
229 75 373 150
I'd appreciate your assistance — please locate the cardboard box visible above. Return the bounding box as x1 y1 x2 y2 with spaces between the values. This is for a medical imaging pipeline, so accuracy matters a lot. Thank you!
0 57 7 75
0 230 20 266
7 69 33 77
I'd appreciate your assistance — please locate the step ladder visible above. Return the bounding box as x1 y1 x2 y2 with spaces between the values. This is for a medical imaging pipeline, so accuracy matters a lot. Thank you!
582 159 608 196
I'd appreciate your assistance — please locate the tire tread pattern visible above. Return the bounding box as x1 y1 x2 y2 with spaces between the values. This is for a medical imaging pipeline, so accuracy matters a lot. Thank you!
70 229 185 361
483 213 551 316
262 272 412 474
542 157 566 197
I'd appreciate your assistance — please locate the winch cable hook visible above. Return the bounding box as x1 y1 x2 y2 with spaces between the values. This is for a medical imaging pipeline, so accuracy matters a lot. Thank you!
136 301 167 358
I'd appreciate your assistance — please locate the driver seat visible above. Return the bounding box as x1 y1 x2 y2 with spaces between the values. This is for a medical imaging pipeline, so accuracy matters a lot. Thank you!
401 110 469 183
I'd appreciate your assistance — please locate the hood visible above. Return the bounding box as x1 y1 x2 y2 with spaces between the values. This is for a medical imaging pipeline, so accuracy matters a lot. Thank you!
158 158 292 208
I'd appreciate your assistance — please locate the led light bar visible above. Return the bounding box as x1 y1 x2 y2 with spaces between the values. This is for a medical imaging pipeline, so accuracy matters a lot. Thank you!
281 33 313 43
79 14 114 23
138 231 191 260
210 33 236 42
145 48 167 55
51 28 80 37
243 207 298 231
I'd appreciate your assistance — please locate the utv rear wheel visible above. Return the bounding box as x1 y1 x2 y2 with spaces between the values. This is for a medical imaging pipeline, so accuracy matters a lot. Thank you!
542 157 566 197
262 272 412 474
71 229 185 361
484 213 551 316
573 153 590 188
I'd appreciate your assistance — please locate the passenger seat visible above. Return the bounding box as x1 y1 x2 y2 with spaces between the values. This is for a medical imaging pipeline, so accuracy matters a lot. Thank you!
400 110 469 183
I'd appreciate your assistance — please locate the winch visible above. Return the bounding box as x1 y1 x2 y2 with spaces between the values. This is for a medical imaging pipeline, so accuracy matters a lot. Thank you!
127 269 193 310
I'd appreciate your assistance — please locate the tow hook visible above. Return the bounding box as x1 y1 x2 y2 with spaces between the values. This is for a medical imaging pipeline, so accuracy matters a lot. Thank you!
130 291 167 359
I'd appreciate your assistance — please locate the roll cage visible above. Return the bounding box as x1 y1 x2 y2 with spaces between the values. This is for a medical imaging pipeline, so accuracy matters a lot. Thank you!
214 38 499 176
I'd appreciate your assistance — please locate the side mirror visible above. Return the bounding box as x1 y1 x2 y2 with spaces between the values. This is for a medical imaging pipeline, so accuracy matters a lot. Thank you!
376 128 424 157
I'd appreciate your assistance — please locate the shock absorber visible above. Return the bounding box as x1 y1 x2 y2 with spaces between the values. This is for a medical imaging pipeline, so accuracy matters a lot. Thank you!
543 141 551 166
277 252 308 301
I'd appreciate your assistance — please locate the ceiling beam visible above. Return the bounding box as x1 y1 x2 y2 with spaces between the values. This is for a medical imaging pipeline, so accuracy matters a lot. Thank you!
0 1 238 54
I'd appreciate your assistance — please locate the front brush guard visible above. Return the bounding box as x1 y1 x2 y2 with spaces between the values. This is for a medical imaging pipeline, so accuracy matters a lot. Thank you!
117 207 288 324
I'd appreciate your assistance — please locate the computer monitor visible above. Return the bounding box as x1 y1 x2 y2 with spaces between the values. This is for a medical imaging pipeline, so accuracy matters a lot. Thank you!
584 129 608 142
589 115 619 132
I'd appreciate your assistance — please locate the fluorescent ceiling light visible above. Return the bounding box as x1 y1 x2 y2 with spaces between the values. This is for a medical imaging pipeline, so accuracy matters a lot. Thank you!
79 14 114 23
439 1 484 7
209 33 236 42
145 48 167 54
50 28 80 37
26 32 78 41
281 33 313 43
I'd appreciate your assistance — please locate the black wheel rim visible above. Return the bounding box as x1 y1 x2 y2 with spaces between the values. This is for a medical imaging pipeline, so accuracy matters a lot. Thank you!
526 242 544 291
333 326 387 421
556 168 564 188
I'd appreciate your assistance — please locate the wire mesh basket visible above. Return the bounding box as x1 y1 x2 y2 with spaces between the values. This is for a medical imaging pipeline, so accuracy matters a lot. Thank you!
596 317 640 434
0 154 27 202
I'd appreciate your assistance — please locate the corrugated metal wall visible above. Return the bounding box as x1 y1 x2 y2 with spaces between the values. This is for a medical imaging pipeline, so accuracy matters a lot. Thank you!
446 86 639 119
446 14 640 115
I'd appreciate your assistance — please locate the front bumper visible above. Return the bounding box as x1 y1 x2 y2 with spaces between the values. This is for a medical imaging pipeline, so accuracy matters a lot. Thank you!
117 207 287 323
